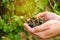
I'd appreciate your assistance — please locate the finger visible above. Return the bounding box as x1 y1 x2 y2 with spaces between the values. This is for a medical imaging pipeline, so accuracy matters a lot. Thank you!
35 12 45 18
44 11 59 20
35 29 58 39
24 23 34 33
33 20 59 33
35 32 57 39
41 32 58 39
43 34 57 39
35 29 52 37
35 11 48 18
33 21 50 33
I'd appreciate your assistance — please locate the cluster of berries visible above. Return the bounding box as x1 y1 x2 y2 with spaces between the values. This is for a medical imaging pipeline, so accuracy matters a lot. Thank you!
27 16 45 28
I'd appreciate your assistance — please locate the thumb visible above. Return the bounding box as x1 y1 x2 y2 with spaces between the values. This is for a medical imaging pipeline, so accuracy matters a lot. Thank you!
24 23 34 33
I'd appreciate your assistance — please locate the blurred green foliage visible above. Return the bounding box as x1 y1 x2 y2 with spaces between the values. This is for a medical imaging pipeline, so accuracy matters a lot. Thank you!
0 0 60 40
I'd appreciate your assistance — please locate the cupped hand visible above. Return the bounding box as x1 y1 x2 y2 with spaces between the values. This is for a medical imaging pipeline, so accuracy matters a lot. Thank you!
24 20 60 39
36 11 60 21
24 11 60 39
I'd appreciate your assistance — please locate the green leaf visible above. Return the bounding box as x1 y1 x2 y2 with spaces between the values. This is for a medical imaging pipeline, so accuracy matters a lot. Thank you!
37 0 48 10
2 0 9 3
8 33 14 39
8 25 15 32
15 34 20 40
3 24 9 33
53 3 60 15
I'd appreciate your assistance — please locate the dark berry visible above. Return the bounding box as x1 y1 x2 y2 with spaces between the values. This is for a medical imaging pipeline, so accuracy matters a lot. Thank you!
27 17 45 28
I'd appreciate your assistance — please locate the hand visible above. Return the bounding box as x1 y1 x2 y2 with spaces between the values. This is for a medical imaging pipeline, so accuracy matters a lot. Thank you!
36 11 60 21
24 20 60 39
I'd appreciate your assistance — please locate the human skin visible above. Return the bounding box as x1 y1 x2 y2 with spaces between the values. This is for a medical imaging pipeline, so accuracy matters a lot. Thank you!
24 11 60 39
